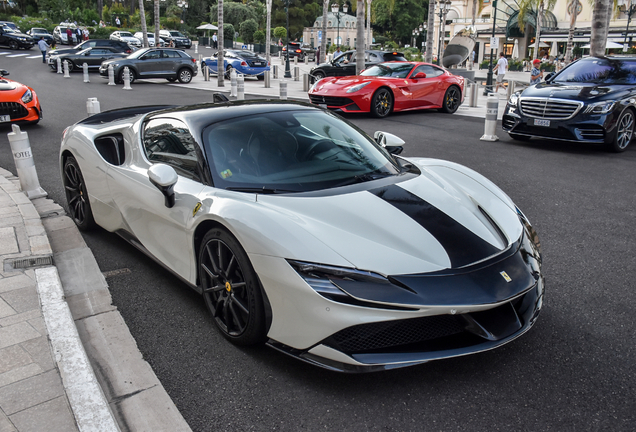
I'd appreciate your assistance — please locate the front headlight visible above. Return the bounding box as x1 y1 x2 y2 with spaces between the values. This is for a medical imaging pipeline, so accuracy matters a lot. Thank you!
346 81 371 93
21 89 33 104
508 92 521 107
584 101 615 114
309 78 323 92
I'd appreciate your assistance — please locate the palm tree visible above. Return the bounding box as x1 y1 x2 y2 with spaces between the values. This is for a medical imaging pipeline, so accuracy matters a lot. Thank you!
564 0 579 63
217 0 224 86
590 0 611 57
138 0 149 48
517 0 557 59
356 0 365 73
320 0 328 63
425 0 436 63
154 0 160 49
366 0 372 50
468 0 486 70
266 0 272 65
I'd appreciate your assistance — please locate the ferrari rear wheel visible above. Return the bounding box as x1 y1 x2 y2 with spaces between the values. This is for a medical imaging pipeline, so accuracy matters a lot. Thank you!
608 109 635 152
63 156 96 231
441 86 461 113
199 228 266 346
371 88 393 118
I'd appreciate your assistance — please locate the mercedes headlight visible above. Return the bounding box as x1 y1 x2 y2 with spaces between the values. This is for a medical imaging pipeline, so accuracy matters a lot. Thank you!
508 92 521 107
346 81 371 93
21 89 33 104
584 101 615 114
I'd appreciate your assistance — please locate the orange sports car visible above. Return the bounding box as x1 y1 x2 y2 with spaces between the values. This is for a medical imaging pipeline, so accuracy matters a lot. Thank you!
0 69 42 125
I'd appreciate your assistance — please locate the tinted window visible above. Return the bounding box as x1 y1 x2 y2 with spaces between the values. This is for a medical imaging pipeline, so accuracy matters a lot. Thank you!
382 53 408 61
554 58 636 84
360 63 414 78
163 50 183 58
143 50 161 59
412 65 444 78
143 118 202 181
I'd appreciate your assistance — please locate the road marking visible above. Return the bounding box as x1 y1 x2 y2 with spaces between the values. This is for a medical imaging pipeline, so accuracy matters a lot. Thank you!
27 55 41 59
0 52 10 55
7 53 29 57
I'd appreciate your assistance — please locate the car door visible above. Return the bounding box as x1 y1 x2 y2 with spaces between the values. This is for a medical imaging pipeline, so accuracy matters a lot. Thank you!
107 117 206 281
160 49 181 75
136 49 163 76
408 65 446 108
84 48 109 68
0 28 7 47
334 52 355 76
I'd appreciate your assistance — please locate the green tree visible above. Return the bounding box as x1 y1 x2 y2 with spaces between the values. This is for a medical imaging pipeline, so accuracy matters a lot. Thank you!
517 0 558 59
224 2 258 29
239 18 258 43
373 0 425 45
253 29 265 43
273 25 286 42
224 22 235 40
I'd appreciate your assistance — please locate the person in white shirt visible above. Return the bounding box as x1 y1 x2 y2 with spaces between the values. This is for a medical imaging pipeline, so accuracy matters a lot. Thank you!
37 37 50 63
494 52 508 93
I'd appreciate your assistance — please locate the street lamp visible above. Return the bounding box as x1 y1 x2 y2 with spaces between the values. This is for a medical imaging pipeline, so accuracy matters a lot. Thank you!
437 0 451 66
284 0 291 78
485 0 499 95
618 0 636 52
331 3 348 48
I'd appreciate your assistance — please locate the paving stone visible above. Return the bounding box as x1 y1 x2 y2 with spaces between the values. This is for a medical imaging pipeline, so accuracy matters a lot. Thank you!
24 219 45 237
0 217 22 230
20 337 55 372
26 317 45 337
0 310 39 328
0 369 64 415
0 345 32 375
8 193 29 206
0 207 18 217
28 235 52 256
0 228 19 255
45 224 85 253
0 363 43 388
0 322 40 350
41 215 76 233
17 204 39 221
54 248 108 296
0 275 34 294
0 298 15 319
66 290 116 321
0 409 17 432
9 396 79 432
1 287 39 315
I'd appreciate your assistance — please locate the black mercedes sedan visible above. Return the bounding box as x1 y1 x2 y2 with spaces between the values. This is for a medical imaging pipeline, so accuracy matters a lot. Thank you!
502 56 636 152
309 50 407 83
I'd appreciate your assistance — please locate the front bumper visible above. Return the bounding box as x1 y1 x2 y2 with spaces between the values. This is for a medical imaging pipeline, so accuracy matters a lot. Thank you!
308 93 369 113
0 93 42 124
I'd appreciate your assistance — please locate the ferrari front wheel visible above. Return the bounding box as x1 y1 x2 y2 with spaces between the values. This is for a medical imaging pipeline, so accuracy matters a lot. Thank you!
63 156 96 231
441 86 461 113
371 88 393 118
199 228 266 346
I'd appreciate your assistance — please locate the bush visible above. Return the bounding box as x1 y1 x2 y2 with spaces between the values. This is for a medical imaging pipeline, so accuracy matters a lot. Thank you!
223 23 235 40
239 19 258 44
273 26 286 42
253 30 265 44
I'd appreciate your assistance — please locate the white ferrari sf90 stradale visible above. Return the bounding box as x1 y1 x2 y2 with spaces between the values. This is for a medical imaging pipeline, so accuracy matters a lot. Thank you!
60 100 544 372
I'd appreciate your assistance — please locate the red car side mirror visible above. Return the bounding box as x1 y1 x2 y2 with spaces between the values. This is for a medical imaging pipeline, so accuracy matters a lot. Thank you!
413 72 426 79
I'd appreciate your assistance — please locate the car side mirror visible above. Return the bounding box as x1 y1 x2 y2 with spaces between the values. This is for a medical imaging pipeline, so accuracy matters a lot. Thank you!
148 164 178 208
0 69 9 77
544 72 555 82
374 131 405 155
413 72 426 79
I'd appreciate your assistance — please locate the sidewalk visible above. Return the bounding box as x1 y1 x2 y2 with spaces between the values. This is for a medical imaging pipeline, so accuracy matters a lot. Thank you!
0 167 190 432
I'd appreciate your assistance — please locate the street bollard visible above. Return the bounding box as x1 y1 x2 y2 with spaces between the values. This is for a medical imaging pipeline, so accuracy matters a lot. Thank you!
86 97 101 115
278 51 281 58
230 69 237 97
264 70 270 88
7 125 47 199
294 66 299 81
280 80 287 100
56 57 62 74
507 80 515 99
195 43 198 54
108 64 116 85
294 56 298 66
198 54 203 74
470 82 479 108
272 65 278 80
305 56 308 65
83 62 89 83
237 74 244 100
122 66 132 90
480 93 499 141
63 61 70 78
204 63 210 81
302 73 309 92
280 55 285 66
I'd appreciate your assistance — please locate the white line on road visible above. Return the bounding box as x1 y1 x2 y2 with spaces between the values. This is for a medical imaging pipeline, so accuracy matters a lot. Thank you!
7 53 29 57
0 52 10 56
27 55 41 59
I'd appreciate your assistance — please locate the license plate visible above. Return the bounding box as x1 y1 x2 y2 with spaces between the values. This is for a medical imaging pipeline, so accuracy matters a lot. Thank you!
0 115 10 123
534 119 550 127
253 62 262 66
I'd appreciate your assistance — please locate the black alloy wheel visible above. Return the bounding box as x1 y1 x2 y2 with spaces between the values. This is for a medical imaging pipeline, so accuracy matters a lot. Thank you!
313 70 325 81
609 109 635 152
9 40 18 50
371 88 394 118
177 68 192 83
63 156 96 231
199 228 266 345
441 86 461 113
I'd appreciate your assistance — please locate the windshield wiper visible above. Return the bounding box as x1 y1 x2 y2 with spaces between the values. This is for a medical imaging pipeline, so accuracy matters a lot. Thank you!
226 187 297 194
333 171 394 188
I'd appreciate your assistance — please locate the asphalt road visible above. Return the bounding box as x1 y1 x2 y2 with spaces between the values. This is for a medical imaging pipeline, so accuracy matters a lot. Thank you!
1 52 635 431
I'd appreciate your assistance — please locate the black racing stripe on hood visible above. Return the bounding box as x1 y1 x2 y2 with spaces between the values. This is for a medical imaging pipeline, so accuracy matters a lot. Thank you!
369 184 502 268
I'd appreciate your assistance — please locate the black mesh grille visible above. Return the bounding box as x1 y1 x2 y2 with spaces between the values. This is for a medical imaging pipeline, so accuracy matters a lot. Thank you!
325 315 465 354
309 95 355 107
502 115 516 130
520 98 582 119
0 102 28 120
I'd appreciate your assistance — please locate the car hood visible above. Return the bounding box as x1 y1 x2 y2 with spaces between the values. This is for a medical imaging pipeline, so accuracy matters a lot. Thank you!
255 158 522 275
312 76 388 92
521 81 627 102
0 79 18 91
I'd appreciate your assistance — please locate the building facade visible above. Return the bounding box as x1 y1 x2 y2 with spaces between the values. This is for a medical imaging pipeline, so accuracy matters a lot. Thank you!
302 12 373 49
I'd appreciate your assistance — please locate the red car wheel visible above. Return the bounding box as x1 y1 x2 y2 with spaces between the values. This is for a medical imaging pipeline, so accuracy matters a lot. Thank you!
371 88 393 118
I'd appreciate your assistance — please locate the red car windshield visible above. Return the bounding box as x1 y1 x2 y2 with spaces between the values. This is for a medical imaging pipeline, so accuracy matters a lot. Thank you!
360 63 414 78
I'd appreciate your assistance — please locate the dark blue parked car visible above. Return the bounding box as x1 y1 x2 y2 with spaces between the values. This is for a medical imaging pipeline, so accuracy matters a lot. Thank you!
203 49 270 80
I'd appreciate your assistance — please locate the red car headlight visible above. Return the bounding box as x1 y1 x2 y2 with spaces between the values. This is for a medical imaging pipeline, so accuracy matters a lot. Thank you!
21 89 33 104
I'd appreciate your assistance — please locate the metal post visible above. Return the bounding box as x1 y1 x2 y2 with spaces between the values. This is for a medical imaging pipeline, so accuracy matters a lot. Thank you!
83 62 89 83
303 73 309 92
195 43 198 54
470 81 478 107
273 64 278 79
294 56 298 66
305 56 308 65
284 0 292 78
123 66 132 90
57 57 62 74
484 0 498 95
198 54 203 74
294 66 299 81
7 125 47 199
264 70 270 88
86 97 101 115
480 94 500 141
204 62 210 81
230 69 237 97
237 74 244 100
507 80 515 99
63 60 70 78
108 64 116 85
280 80 287 100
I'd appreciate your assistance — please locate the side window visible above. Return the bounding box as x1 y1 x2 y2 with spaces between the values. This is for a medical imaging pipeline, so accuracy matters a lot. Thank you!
143 118 203 181
369 53 380 62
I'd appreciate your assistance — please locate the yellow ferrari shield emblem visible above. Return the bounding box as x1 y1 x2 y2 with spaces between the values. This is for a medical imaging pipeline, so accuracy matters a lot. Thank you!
500 271 512 283
192 202 202 217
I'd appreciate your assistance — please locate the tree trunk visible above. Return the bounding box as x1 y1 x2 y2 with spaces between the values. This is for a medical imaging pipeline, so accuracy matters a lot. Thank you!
565 0 577 63
320 0 328 63
469 0 477 70
590 0 611 57
439 11 447 65
356 0 365 73
425 0 436 63
218 0 225 86
139 0 149 48
266 0 272 65
533 2 544 60
130 0 134 16
366 0 371 50
154 0 160 49
98 0 103 22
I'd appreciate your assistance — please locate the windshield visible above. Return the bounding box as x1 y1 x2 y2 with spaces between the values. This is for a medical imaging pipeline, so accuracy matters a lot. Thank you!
554 58 636 85
170 31 184 37
128 48 151 59
360 63 414 78
33 28 48 33
202 109 400 193
120 32 133 37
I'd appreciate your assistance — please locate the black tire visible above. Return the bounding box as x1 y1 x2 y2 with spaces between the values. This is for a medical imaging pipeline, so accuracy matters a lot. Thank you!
8 40 18 50
299 53 305 62
166 77 177 82
608 109 635 152
199 227 266 346
257 74 264 80
370 88 394 118
177 68 193 83
63 59 74 73
509 133 531 141
118 68 135 84
313 70 325 81
224 65 233 80
441 85 461 114
63 156 96 231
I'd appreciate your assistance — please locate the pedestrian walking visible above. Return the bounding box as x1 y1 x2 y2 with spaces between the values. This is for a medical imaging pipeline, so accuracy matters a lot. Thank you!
38 37 50 63
115 16 121 28
530 59 543 85
494 52 508 93
212 32 217 49
83 27 89 41
66 27 73 45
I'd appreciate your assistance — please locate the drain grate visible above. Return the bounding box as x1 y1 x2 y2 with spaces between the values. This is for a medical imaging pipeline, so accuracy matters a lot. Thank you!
7 255 54 270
